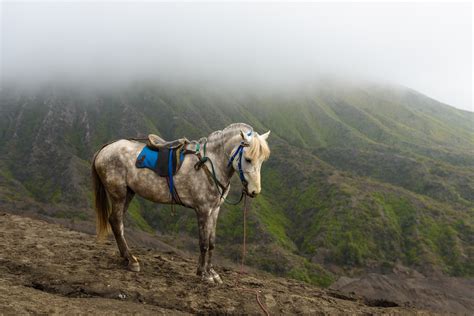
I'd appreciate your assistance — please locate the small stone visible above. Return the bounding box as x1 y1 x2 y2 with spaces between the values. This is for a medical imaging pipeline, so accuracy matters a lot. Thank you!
118 293 126 299
264 294 277 308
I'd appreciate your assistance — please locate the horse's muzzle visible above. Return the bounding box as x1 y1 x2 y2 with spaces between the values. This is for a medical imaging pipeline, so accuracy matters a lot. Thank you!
246 189 258 198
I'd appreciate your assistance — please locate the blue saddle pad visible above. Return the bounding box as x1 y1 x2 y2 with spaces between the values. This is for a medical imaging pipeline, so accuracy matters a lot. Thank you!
136 146 185 177
135 145 187 204
136 146 159 170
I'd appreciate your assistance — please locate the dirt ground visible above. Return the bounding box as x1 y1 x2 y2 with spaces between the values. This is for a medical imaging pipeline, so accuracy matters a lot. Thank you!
0 212 429 315
331 272 474 314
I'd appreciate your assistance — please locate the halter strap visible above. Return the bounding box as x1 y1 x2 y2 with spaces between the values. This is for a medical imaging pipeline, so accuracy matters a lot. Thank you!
227 145 247 186
227 145 243 167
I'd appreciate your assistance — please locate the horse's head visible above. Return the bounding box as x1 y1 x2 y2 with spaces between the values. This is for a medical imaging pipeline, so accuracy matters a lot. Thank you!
229 129 271 197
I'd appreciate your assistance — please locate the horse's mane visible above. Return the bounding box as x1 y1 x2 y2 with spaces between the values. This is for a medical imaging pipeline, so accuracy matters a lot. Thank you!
245 133 270 161
206 123 270 161
205 123 252 142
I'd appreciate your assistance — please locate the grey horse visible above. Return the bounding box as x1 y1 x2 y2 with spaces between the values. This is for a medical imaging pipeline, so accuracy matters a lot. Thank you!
91 123 270 283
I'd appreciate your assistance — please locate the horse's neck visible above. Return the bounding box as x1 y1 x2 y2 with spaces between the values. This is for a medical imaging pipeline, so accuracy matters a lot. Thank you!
205 133 241 185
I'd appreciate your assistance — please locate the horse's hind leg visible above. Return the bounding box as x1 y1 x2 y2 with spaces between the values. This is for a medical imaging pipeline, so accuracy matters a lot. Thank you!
109 188 140 272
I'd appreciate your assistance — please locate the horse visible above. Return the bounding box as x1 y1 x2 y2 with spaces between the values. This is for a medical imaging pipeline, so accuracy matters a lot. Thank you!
91 123 270 283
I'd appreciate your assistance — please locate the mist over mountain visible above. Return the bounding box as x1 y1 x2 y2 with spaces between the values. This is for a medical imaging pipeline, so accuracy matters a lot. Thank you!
2 2 472 110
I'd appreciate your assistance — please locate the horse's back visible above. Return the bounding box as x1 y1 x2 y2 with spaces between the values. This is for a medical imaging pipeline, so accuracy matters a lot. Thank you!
94 139 144 174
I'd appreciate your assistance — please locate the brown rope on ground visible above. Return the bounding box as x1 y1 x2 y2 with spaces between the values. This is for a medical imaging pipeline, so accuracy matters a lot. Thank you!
234 195 271 316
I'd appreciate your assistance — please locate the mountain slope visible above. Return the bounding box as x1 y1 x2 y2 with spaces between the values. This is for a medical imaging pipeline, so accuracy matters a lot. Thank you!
0 81 473 285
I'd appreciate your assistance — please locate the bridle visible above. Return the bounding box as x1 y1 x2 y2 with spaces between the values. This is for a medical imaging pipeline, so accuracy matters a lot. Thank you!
227 141 250 191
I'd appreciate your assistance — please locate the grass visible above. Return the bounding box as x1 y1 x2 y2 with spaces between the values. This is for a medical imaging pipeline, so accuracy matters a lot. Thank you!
252 195 295 250
128 199 154 234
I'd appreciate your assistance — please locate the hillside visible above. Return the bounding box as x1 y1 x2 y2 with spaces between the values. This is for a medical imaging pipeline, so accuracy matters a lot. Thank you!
0 80 473 286
0 212 422 314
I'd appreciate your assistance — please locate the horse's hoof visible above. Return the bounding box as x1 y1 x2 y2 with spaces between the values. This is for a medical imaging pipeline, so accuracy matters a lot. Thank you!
128 262 140 272
201 272 215 283
209 268 223 284
213 274 223 284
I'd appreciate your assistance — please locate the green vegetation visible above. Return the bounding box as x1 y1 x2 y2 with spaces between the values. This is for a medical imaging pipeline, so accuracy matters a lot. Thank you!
128 199 154 233
288 260 334 287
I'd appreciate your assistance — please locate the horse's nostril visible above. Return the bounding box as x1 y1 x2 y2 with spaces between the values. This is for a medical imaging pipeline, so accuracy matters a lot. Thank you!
252 191 257 196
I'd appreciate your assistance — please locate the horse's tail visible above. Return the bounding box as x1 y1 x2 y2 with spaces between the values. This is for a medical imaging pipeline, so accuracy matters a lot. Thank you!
91 151 110 240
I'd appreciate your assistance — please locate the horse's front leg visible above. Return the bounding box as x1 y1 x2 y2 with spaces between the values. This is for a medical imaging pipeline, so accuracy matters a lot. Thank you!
207 207 222 283
195 206 221 283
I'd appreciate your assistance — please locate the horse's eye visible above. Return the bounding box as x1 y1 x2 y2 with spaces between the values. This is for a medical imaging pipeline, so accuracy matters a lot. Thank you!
245 158 252 164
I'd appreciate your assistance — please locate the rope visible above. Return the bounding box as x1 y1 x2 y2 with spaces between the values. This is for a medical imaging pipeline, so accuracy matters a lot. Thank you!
234 196 271 316
241 195 247 273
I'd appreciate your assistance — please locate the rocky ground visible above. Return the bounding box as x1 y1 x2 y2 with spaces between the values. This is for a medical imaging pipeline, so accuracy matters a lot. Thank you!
0 212 426 315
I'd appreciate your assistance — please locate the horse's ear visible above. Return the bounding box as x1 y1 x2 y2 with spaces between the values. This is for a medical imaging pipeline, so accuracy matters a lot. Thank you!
240 129 252 143
261 130 271 140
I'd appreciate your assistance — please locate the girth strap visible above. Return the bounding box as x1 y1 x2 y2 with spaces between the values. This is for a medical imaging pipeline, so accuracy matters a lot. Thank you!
167 148 184 205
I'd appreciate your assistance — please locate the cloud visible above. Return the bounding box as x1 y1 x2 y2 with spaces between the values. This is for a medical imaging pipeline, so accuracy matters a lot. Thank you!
1 2 472 110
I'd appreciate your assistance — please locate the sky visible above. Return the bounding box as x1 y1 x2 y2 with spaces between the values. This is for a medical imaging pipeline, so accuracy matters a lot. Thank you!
1 2 472 111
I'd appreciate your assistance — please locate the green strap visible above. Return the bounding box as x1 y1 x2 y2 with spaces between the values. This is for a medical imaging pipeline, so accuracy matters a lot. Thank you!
195 141 206 157
205 156 244 205
194 140 243 205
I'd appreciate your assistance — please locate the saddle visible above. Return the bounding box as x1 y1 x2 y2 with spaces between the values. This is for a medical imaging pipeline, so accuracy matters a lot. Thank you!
147 134 189 150
136 134 194 205
136 134 190 177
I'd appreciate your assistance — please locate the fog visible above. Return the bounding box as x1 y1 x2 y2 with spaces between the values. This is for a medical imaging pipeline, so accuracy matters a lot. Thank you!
1 2 472 111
